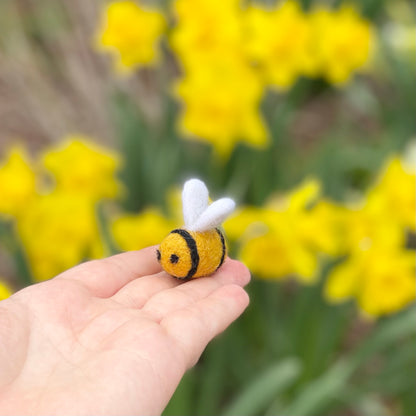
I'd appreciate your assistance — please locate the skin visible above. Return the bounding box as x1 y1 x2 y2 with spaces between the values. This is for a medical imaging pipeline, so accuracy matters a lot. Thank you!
0 246 250 415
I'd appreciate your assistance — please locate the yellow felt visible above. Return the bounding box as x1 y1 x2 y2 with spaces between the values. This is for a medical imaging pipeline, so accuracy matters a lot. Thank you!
191 230 224 278
159 232 192 278
158 229 226 279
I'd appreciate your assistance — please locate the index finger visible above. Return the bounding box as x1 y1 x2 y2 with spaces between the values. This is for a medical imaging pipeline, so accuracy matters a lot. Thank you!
57 245 162 298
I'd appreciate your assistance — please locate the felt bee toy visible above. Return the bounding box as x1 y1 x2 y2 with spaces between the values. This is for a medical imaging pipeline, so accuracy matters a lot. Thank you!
157 179 235 279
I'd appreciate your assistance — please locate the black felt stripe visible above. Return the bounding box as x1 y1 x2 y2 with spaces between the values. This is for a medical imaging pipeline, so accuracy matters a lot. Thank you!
216 228 226 270
171 229 199 279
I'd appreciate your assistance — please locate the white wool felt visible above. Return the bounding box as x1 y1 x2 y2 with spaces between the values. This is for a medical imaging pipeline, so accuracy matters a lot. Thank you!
188 198 235 232
182 179 209 229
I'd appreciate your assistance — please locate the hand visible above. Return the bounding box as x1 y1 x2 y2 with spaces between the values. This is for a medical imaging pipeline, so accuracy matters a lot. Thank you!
0 246 250 415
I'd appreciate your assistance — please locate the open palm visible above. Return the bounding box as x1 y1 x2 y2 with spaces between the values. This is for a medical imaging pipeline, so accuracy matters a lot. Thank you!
0 246 250 415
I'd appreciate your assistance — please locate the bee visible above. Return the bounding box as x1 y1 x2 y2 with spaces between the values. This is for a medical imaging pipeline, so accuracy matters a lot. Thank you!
157 179 235 279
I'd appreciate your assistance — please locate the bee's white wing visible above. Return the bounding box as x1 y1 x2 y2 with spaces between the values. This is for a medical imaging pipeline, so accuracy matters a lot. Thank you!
182 179 209 229
188 198 235 232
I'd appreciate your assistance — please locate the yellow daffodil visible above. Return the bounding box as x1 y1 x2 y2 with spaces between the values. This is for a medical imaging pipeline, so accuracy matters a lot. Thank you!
225 207 263 242
240 232 297 279
309 5 374 84
169 0 375 156
244 0 314 89
17 192 104 281
325 154 415 317
0 147 36 218
176 57 269 158
339 201 405 256
367 157 416 231
335 156 414 256
225 179 340 282
171 0 244 71
0 280 12 300
96 0 166 72
171 0 268 158
42 136 122 201
112 208 179 251
325 246 415 317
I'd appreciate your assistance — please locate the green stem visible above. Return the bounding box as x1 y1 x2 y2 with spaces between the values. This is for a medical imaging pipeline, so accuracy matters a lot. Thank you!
0 220 33 287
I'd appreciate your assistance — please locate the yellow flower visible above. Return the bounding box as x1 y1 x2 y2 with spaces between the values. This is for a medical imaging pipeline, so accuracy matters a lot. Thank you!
325 247 415 317
240 232 297 279
296 199 344 257
0 280 12 300
225 179 340 282
368 157 416 231
112 208 179 251
309 5 374 84
96 0 165 71
171 0 244 70
17 192 104 281
336 156 415 256
237 212 321 282
339 201 405 256
0 147 36 217
225 207 263 242
243 1 314 89
325 153 415 317
171 0 269 157
266 179 341 257
42 137 121 201
176 57 269 158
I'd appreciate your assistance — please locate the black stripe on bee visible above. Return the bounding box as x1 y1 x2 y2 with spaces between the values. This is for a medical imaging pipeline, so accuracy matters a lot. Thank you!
170 229 200 279
216 228 226 270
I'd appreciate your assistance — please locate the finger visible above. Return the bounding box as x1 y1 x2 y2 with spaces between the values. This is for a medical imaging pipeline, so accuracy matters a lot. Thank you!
111 271 181 308
57 246 162 298
162 284 249 369
140 259 250 321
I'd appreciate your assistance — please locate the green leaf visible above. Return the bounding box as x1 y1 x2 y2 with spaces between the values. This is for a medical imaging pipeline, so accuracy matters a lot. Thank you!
163 370 196 416
221 357 301 416
287 359 354 416
351 307 416 365
282 307 416 416
352 394 392 416
194 337 228 416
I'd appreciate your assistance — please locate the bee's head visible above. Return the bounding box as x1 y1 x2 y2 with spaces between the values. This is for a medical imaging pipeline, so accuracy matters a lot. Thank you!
157 230 193 279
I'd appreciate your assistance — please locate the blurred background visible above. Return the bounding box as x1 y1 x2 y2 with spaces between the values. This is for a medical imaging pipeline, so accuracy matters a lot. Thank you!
0 0 415 415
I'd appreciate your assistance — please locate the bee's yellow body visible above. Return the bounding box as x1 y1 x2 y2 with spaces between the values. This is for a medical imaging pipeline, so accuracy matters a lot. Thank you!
157 228 226 279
